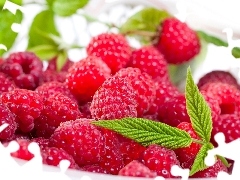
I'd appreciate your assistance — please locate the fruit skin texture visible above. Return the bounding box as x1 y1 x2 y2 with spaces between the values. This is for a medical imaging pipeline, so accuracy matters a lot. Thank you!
81 164 107 174
49 119 105 167
127 46 168 81
87 33 131 74
0 72 16 94
139 144 180 178
90 75 138 120
118 160 157 178
1 89 43 133
66 56 111 104
0 51 43 90
156 17 201 64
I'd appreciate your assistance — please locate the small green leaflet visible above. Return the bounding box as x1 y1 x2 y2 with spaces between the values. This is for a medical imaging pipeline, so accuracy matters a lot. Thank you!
185 67 212 142
92 118 192 149
56 50 67 71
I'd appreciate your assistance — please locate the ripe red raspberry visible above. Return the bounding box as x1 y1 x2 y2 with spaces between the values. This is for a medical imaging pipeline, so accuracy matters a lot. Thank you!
81 164 107 174
90 75 138 120
0 72 16 94
0 52 43 90
139 144 180 178
41 147 79 169
46 56 73 72
175 122 201 169
198 70 239 89
127 46 169 81
156 18 201 64
31 137 49 149
0 102 17 141
87 33 131 74
191 159 228 178
49 119 105 167
1 89 43 133
118 160 157 178
200 82 240 115
34 92 82 138
158 94 190 127
66 56 111 103
40 70 67 84
115 67 156 116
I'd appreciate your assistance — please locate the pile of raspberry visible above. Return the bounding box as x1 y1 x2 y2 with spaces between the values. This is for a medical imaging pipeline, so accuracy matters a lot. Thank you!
0 17 236 178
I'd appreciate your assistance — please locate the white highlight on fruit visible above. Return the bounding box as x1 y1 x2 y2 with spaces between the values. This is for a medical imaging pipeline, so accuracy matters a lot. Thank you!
171 165 189 180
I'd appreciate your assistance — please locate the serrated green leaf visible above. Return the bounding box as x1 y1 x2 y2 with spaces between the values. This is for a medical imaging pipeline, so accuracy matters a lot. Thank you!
28 44 59 60
190 143 212 176
0 9 23 56
52 0 89 17
186 67 212 142
56 50 67 71
28 10 60 49
93 118 193 149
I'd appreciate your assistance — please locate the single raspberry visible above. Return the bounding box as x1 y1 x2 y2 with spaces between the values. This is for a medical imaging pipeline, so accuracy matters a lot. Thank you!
81 164 107 174
198 70 239 89
46 56 73 72
90 75 138 120
41 147 79 169
35 81 76 102
31 137 49 149
175 122 201 169
0 102 17 141
40 70 67 84
115 67 156 116
0 72 16 94
120 139 147 166
34 92 82 138
1 89 43 133
139 144 180 178
158 94 190 127
119 160 157 178
156 17 201 64
191 159 228 178
49 119 105 167
127 46 169 81
200 82 240 115
0 52 43 90
66 56 111 103
87 33 131 74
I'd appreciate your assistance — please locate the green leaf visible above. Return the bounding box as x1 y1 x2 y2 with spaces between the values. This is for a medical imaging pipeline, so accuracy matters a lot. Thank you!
92 118 193 149
190 143 212 176
56 50 67 71
0 0 22 9
28 44 59 60
28 10 60 49
185 67 212 142
53 0 89 16
232 47 240 58
0 9 23 56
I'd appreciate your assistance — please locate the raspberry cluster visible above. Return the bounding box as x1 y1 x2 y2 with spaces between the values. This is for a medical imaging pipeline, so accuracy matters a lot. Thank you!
0 17 235 178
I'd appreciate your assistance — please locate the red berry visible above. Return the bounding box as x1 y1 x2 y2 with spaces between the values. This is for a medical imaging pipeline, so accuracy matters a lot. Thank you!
0 72 16 94
31 137 49 149
87 33 131 74
40 70 67 84
128 46 169 81
156 18 201 64
90 75 138 120
66 56 111 103
139 144 180 178
49 119 105 167
0 52 43 90
34 92 82 138
81 164 107 174
118 160 157 178
1 89 43 133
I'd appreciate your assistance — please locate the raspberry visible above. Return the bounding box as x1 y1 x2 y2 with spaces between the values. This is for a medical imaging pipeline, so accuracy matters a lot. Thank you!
46 56 73 72
175 122 201 169
90 75 138 120
0 102 17 141
115 67 156 116
200 82 240 115
41 147 79 169
156 18 201 64
49 119 105 167
139 144 180 178
81 164 107 174
87 33 131 74
198 70 239 89
31 137 49 149
34 92 82 138
0 72 16 94
191 159 228 178
158 94 190 127
40 70 67 84
127 46 169 81
0 52 43 90
118 160 157 178
66 56 111 103
1 89 43 133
